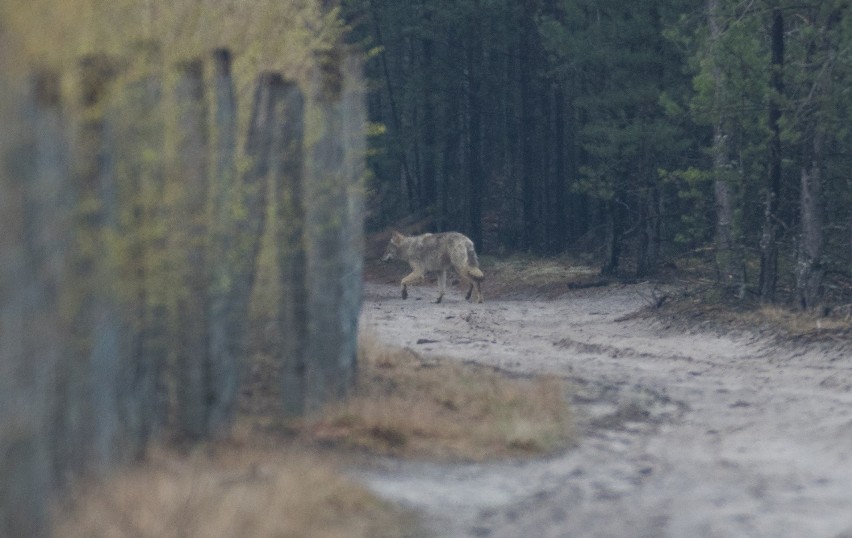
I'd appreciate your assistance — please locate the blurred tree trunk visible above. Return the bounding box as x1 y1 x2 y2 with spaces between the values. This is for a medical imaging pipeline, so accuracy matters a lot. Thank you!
273 81 308 416
304 51 357 409
341 54 367 395
0 69 70 538
67 54 127 473
207 49 241 433
206 70 281 429
172 58 211 439
116 42 167 455
132 46 171 455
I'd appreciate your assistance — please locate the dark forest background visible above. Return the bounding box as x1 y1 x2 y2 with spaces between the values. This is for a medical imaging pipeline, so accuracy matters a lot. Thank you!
342 0 852 309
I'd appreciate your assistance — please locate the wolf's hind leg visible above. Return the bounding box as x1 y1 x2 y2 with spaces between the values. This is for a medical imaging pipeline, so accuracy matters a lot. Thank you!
460 268 484 303
473 280 483 303
435 270 446 303
457 270 476 301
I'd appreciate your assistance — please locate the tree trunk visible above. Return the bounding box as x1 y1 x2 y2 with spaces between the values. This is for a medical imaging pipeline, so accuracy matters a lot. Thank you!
0 68 71 538
466 15 484 249
709 0 745 297
369 2 416 211
118 42 166 455
66 54 127 473
795 126 824 310
273 81 308 416
440 87 460 233
304 51 357 409
173 58 211 439
636 186 661 277
759 8 784 301
552 84 567 252
567 76 587 242
519 9 537 250
207 49 241 434
601 198 623 276
341 54 367 394
420 26 438 212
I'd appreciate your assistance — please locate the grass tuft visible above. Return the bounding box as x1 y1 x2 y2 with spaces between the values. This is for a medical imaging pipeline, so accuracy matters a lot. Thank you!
300 332 575 461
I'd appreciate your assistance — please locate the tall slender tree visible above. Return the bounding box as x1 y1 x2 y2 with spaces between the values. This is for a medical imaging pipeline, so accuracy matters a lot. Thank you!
708 0 745 297
759 7 784 301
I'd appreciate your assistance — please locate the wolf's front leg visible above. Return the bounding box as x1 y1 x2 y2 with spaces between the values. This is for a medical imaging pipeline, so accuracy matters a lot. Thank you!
400 271 421 300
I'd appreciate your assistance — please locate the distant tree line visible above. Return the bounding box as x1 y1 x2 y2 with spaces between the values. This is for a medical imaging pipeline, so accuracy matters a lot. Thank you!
344 0 852 308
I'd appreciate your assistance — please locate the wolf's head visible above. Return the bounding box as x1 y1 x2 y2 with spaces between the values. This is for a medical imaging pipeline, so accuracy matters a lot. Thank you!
381 231 405 262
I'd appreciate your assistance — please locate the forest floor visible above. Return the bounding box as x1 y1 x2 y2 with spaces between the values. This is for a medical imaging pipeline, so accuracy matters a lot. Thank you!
357 256 852 537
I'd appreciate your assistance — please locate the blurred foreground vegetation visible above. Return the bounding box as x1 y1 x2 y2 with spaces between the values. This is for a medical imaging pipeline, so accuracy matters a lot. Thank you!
2 1 368 535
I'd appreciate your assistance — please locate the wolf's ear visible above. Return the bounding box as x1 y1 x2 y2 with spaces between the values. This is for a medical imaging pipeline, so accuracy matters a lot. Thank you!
391 230 403 244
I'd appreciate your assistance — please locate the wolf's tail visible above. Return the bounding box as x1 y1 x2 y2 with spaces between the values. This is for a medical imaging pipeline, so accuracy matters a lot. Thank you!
466 243 485 281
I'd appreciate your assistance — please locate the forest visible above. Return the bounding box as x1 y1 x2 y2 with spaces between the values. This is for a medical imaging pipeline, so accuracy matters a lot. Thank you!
343 0 852 308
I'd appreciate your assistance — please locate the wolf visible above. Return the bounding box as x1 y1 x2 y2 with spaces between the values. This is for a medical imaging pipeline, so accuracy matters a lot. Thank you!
381 231 484 303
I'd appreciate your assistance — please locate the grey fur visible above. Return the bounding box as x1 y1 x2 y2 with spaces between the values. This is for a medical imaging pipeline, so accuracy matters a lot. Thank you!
382 231 484 303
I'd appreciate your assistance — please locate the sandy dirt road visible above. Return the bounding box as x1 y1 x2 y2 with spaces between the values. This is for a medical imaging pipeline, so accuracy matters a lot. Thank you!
355 280 852 537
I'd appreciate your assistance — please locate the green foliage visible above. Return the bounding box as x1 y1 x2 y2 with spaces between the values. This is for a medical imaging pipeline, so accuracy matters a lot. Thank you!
660 167 713 247
3 0 341 73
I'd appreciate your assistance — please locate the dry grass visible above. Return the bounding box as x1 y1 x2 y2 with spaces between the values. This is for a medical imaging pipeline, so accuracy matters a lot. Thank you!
300 333 575 461
53 306 574 536
750 305 850 332
51 336 573 537
483 256 600 298
649 283 852 347
52 446 416 538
